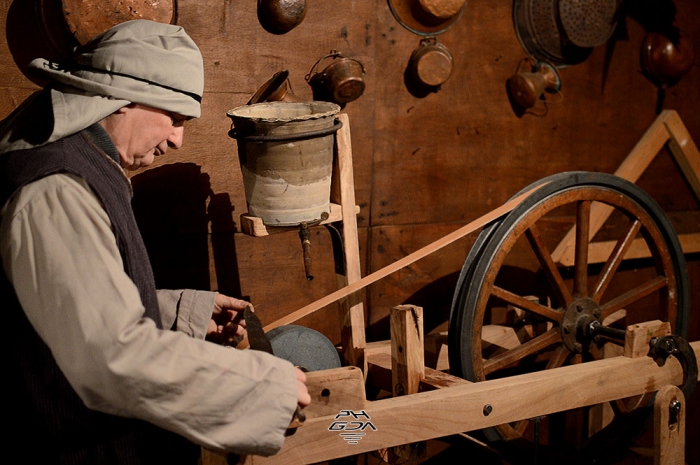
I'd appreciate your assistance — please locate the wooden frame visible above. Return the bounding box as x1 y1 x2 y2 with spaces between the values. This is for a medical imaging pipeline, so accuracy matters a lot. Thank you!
551 110 700 266
220 111 699 465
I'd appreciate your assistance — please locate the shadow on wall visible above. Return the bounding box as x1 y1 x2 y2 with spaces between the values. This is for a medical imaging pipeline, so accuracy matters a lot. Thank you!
6 0 75 84
131 162 242 297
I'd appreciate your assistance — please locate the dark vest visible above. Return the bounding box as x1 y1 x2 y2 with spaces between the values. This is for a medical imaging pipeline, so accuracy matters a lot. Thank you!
0 130 199 464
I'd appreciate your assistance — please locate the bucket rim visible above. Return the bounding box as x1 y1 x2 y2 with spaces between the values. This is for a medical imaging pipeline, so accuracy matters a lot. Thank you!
226 101 341 123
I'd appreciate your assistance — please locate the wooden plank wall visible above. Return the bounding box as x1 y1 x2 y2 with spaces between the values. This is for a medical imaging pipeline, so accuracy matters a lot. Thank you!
1 0 698 462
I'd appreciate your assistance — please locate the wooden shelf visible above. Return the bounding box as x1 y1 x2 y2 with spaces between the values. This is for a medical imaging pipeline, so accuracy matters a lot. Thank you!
239 203 360 237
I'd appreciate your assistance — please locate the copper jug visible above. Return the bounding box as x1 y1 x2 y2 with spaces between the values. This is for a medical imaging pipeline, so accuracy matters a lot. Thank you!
507 61 561 109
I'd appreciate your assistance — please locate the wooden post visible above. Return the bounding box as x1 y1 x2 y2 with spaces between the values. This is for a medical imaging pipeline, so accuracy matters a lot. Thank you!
391 304 425 397
332 112 367 372
654 385 685 465
389 304 426 462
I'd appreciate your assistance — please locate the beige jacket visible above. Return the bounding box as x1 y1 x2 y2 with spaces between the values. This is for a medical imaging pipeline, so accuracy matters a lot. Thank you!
0 172 297 456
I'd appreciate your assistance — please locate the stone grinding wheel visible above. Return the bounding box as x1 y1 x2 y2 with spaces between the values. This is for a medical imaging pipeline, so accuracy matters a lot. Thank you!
267 325 342 372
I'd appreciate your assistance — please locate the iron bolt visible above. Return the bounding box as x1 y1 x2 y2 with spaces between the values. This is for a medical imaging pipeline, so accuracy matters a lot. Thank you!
670 400 682 416
563 324 571 334
483 404 493 416
593 309 601 318
574 342 583 353
661 338 676 354
653 337 677 358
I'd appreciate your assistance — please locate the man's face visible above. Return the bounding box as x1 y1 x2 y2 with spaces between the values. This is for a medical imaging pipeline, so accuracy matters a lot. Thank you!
104 104 188 171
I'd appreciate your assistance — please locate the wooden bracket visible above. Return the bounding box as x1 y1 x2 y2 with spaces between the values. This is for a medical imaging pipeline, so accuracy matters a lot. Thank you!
624 320 672 359
654 385 685 465
552 110 700 266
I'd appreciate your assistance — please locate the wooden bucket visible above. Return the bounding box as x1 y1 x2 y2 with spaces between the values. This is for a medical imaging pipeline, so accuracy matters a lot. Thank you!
227 101 341 226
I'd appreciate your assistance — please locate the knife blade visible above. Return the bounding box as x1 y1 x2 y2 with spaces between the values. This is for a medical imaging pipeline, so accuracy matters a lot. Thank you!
243 306 306 425
244 306 274 354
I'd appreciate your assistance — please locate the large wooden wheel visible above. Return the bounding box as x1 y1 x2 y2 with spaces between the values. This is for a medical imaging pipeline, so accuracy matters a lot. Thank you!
448 172 689 457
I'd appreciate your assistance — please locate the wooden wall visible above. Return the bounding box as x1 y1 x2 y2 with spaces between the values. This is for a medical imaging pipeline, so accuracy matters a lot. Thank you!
1 0 698 462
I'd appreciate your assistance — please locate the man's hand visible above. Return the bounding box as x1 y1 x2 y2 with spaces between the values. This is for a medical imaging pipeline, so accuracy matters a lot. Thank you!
206 293 249 346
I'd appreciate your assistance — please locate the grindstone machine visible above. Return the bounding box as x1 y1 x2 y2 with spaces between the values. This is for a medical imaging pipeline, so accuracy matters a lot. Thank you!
210 110 699 465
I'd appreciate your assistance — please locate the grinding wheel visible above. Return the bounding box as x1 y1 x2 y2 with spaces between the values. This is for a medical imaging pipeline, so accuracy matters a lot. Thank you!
267 325 342 372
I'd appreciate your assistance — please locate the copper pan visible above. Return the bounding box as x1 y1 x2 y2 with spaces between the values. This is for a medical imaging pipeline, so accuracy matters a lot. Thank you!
61 0 176 45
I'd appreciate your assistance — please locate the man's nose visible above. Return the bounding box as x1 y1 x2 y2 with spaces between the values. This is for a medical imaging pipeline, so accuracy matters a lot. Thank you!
167 126 184 149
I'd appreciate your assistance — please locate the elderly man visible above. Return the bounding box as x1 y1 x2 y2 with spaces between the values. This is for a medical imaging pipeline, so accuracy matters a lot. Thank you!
0 20 309 464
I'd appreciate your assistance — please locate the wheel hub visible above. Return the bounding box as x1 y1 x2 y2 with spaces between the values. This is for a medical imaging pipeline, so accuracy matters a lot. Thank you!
561 297 601 353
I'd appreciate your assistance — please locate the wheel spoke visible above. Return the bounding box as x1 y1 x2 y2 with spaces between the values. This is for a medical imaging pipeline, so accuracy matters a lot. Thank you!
591 220 642 303
514 419 529 435
544 344 569 369
573 200 591 297
491 286 564 323
600 276 668 319
526 225 573 307
483 328 560 375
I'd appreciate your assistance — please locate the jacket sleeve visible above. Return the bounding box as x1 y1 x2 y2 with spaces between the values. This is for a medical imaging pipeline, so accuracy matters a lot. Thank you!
157 289 216 339
0 173 298 456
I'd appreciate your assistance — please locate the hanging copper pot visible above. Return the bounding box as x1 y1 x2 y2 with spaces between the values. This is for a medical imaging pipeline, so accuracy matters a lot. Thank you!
408 37 454 87
306 50 366 105
257 0 307 34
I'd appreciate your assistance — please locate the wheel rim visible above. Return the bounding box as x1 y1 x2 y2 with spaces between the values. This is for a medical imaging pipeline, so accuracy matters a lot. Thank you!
449 172 689 447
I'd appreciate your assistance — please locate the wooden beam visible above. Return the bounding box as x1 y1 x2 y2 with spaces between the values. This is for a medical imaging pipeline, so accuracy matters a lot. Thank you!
303 366 366 419
246 341 699 464
664 111 700 203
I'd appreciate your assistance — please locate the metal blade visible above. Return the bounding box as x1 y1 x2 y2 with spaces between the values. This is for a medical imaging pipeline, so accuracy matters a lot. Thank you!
244 306 274 354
